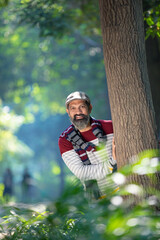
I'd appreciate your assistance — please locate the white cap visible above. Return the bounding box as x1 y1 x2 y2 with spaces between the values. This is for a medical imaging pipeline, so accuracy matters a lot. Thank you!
65 91 90 107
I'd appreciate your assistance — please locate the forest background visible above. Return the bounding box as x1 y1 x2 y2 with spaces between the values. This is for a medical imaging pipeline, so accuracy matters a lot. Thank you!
0 0 160 203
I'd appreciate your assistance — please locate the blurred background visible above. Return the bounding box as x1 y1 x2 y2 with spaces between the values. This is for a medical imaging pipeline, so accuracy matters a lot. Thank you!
0 0 111 203
0 0 159 203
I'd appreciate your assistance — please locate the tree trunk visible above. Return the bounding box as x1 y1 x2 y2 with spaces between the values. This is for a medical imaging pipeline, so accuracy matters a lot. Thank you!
98 0 159 186
146 36 160 137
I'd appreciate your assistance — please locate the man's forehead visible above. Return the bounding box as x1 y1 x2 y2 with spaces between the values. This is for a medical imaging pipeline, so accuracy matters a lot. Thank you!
68 99 86 106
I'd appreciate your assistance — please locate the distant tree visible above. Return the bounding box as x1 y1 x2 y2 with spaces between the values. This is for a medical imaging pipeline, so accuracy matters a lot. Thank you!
0 3 109 119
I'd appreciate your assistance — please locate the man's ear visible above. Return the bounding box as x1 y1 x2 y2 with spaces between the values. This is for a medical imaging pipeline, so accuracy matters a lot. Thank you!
66 108 69 114
89 104 92 113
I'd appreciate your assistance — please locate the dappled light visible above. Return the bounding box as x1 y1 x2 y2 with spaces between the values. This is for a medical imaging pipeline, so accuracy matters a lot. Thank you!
125 184 143 196
52 165 61 175
112 172 126 185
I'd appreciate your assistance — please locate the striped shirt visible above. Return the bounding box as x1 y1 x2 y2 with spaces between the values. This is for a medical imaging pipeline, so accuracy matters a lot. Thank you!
58 120 117 196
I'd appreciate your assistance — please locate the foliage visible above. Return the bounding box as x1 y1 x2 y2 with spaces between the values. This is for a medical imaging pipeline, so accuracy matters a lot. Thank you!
12 0 160 40
0 150 159 240
143 0 160 39
14 0 101 38
0 0 8 7
0 103 33 165
0 1 109 119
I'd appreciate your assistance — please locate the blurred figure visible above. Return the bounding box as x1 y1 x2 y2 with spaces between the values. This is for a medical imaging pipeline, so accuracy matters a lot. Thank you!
22 167 33 202
3 168 13 202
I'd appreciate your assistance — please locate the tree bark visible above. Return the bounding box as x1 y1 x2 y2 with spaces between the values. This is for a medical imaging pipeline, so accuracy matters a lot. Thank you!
98 0 159 185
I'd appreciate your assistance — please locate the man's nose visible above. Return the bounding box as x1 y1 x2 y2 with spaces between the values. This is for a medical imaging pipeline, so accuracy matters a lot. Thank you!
76 107 82 114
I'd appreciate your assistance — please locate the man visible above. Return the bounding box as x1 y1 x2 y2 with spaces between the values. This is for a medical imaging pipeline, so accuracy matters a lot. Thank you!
58 91 118 200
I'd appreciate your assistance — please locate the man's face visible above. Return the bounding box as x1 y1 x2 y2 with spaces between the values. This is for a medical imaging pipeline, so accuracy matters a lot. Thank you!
66 99 92 130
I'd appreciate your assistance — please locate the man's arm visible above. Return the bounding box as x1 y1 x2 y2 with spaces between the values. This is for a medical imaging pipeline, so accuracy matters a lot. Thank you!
58 131 115 181
61 149 112 181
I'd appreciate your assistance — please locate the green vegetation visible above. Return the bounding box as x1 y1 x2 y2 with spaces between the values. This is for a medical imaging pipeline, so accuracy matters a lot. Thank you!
143 0 160 38
0 150 159 239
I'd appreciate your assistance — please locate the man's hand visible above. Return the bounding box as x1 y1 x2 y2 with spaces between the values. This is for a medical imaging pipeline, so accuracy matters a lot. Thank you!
112 137 116 160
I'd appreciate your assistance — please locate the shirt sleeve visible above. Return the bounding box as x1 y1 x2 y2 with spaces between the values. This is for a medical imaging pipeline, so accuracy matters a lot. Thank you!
58 135 73 155
61 149 112 181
